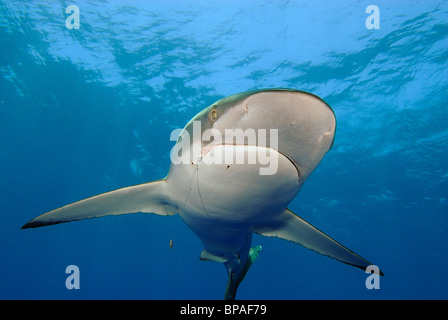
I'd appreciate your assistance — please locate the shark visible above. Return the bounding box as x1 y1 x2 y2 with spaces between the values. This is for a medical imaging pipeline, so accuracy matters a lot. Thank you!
22 88 382 299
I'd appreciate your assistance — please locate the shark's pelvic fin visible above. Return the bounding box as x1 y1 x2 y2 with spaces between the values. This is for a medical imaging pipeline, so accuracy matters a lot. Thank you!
21 179 178 229
254 209 383 275
224 246 262 300
200 249 228 263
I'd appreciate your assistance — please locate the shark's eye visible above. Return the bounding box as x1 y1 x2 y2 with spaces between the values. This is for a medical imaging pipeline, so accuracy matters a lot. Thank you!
209 108 218 122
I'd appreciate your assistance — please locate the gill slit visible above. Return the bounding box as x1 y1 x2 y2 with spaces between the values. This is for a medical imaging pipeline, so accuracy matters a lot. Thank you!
182 163 198 211
182 158 211 218
196 158 211 217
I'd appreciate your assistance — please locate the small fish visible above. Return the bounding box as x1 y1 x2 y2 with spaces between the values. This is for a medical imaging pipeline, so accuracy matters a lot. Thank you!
169 239 173 249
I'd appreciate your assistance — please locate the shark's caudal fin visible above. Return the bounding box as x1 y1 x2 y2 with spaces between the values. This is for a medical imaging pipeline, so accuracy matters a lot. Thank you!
224 246 262 300
21 179 178 229
254 209 383 275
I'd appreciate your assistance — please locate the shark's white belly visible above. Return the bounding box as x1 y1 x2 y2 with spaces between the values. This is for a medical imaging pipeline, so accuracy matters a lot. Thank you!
167 145 301 257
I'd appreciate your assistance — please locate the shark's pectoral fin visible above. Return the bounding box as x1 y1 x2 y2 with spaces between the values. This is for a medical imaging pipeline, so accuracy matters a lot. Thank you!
22 179 178 229
254 209 383 275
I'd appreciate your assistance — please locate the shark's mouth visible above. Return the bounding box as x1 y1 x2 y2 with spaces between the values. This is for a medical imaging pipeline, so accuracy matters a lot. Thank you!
276 150 301 181
199 143 300 180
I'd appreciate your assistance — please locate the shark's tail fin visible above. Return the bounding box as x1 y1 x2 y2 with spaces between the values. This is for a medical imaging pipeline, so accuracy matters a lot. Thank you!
224 246 262 300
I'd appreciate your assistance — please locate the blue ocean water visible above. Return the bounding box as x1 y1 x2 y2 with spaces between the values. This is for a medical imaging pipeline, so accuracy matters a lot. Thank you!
1 0 447 300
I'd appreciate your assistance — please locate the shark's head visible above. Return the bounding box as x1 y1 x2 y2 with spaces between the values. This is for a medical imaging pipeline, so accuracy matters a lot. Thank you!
175 89 336 183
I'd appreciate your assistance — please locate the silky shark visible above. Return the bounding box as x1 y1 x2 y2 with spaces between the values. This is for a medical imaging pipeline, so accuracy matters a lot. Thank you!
22 89 382 299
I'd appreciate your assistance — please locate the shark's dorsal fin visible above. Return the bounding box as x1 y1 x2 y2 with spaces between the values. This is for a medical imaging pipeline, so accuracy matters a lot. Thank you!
254 209 384 275
21 179 178 229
